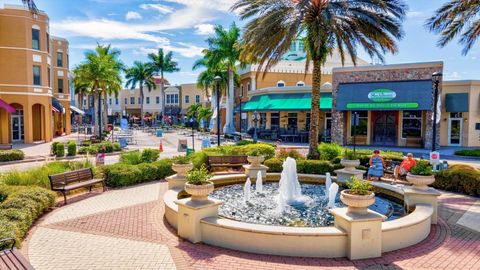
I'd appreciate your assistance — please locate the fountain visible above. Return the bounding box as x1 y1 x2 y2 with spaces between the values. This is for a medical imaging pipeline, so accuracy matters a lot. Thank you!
256 171 263 193
278 157 308 206
327 183 339 208
325 173 332 199
243 177 252 202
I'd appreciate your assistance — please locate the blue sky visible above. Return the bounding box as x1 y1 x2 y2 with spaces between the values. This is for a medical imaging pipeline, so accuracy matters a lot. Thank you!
2 0 478 84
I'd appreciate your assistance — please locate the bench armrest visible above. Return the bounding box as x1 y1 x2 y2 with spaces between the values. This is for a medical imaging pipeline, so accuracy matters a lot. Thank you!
0 238 16 251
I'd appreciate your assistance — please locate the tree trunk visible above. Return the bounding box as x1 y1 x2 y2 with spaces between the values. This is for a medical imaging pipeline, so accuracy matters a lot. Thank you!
93 89 101 137
307 61 322 159
160 71 165 116
78 92 84 110
102 91 108 131
140 85 145 126
225 68 234 134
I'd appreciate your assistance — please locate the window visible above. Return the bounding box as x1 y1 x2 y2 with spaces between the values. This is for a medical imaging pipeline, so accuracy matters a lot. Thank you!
156 96 160 104
299 42 305 52
290 42 296 51
247 82 251 92
296 81 305 87
115 98 119 105
277 81 285 87
32 28 40 50
287 113 298 131
109 98 112 105
259 113 267 129
58 79 64 93
174 94 179 104
270 112 280 130
241 85 244 96
57 52 63 67
450 112 463 118
130 97 135 104
124 98 127 105
33 66 41 85
47 68 51 87
185 95 190 104
166 94 171 104
351 111 368 136
325 113 332 131
83 99 87 106
402 110 422 138
306 113 311 131
138 97 142 104
146 97 150 104
46 33 49 53
195 95 200 103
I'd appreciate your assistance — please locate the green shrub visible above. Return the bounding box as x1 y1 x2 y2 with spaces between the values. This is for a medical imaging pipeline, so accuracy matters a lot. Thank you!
67 141 76 156
141 149 160 163
345 176 373 195
119 151 143 165
318 143 343 161
172 155 191 165
81 140 91 147
51 142 60 156
55 143 65 157
113 142 121 151
186 165 212 185
297 160 334 175
411 162 434 176
103 158 174 187
190 151 208 169
276 148 304 160
0 160 93 189
433 167 480 196
241 144 275 160
235 140 256 146
77 146 98 155
264 158 283 172
455 149 480 157
0 150 25 162
0 186 55 248
96 142 114 153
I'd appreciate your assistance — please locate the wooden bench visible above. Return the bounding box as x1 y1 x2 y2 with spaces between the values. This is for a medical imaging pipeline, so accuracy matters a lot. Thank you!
48 168 106 205
207 155 248 172
0 144 13 150
0 238 34 270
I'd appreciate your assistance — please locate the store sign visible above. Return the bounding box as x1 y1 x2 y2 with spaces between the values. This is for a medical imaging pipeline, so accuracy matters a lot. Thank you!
368 89 397 102
346 102 419 109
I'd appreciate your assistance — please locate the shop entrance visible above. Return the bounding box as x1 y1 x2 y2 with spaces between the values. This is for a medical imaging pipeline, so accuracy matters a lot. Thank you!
372 111 397 146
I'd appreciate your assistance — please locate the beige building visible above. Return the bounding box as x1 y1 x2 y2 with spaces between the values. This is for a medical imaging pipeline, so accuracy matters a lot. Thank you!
0 5 71 145
180 83 208 115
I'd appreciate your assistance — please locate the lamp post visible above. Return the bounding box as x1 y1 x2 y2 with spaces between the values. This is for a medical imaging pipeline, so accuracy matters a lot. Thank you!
190 117 196 151
431 72 442 152
239 89 243 141
353 111 358 155
253 110 259 143
214 76 221 146
97 89 102 137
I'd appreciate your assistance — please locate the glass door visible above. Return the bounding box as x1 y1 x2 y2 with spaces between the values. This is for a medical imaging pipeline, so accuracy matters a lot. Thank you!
11 115 24 142
448 113 463 146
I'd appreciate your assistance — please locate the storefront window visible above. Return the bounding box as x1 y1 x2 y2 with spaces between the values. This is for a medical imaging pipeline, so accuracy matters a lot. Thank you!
288 113 298 132
402 110 422 138
270 112 279 130
259 113 267 129
351 111 368 136
306 113 311 131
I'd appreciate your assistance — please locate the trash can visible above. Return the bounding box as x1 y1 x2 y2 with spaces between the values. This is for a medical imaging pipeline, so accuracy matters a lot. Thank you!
186 148 194 156
86 127 92 135
156 129 163 137
201 138 211 149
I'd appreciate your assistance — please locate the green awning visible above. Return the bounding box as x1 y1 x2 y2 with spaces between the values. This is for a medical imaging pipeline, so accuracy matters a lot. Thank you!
243 93 332 111
445 93 469 112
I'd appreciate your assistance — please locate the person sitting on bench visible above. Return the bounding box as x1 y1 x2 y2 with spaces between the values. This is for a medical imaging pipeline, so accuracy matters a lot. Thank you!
393 153 416 182
367 150 385 181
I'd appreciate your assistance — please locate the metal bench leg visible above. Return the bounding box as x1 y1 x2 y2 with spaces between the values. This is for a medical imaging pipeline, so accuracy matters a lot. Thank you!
89 186 92 192
102 181 106 192
63 192 67 205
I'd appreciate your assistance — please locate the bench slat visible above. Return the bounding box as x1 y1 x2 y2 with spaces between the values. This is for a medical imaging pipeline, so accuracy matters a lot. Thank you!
64 179 104 191
0 249 33 270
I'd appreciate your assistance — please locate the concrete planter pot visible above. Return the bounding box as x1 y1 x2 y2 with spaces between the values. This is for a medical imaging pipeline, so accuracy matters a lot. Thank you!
340 159 360 171
172 163 194 178
340 189 375 214
184 181 215 201
406 173 435 190
247 156 265 167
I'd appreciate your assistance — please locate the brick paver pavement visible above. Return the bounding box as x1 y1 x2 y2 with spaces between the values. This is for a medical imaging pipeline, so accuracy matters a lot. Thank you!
25 181 480 270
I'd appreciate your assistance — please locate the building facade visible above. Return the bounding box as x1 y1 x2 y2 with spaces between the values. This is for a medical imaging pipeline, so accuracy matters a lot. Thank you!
0 5 71 144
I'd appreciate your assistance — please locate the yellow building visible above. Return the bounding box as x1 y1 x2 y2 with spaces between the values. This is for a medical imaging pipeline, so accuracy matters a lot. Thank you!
180 83 208 115
0 5 70 145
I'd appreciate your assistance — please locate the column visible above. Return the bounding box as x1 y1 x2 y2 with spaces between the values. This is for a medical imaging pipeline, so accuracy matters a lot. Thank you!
23 102 33 143
0 110 9 144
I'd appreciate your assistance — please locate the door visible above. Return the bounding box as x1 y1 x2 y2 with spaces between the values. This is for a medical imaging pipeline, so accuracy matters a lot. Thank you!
11 115 24 142
373 111 397 146
448 114 463 146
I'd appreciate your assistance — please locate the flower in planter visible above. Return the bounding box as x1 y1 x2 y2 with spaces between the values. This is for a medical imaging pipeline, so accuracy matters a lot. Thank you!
345 176 373 195
410 162 434 176
186 165 212 185
172 155 191 165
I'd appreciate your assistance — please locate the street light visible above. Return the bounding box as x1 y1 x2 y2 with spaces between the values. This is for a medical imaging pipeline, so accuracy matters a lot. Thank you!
190 117 197 151
239 88 243 141
214 76 221 146
431 72 442 152
252 110 259 143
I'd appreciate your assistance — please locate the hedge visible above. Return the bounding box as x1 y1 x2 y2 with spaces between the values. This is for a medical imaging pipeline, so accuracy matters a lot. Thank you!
55 143 65 157
102 158 174 187
264 158 334 175
78 141 121 155
0 150 25 162
433 165 480 197
455 149 480 157
0 185 55 248
67 141 77 156
119 149 160 165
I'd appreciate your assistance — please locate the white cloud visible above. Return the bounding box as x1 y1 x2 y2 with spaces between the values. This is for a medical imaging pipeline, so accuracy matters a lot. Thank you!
125 11 142 20
140 3 174 14
136 43 204 58
194 24 215 35
445 72 461 80
407 11 425 18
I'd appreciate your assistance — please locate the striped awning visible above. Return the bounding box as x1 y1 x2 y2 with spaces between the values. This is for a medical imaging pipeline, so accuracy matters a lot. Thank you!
52 97 64 114
70 105 85 115
0 98 16 113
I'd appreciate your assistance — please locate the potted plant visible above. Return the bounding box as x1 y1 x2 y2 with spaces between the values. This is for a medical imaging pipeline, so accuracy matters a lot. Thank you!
246 148 265 167
340 149 360 171
340 177 375 214
407 162 435 190
184 165 214 201
171 155 194 178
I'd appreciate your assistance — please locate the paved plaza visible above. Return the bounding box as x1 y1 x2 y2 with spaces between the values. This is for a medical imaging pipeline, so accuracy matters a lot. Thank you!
20 181 480 270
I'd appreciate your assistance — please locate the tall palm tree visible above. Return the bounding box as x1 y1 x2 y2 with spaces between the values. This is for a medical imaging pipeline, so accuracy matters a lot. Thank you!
426 0 480 55
203 23 244 133
72 74 91 111
197 106 213 129
147 49 179 113
73 44 123 136
232 0 406 159
124 61 156 126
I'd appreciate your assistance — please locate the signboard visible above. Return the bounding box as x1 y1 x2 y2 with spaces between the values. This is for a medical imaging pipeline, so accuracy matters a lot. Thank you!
178 139 188 152
336 80 433 111
120 118 128 130
430 151 440 165
95 153 105 166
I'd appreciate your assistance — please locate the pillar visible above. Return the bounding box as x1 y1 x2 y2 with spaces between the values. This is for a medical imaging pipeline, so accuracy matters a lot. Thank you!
23 102 33 143
63 103 71 135
403 187 441 224
0 110 9 144
44 104 53 142
330 208 385 260
175 198 223 243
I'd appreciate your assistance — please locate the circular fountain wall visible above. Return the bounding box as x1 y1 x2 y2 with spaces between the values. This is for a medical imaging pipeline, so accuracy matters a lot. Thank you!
210 183 405 227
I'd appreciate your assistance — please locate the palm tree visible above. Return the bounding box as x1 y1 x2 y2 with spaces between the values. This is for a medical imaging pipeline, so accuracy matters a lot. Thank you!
232 0 406 159
197 107 213 129
72 73 91 111
124 61 156 126
202 23 244 133
426 1 480 55
147 49 179 113
73 44 123 136
187 103 203 119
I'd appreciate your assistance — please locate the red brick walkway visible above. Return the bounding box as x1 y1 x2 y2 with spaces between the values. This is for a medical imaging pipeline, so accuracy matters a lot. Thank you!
40 182 480 270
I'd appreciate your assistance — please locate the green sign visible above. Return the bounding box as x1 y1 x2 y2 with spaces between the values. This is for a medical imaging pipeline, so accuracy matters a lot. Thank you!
368 89 397 102
346 102 419 109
